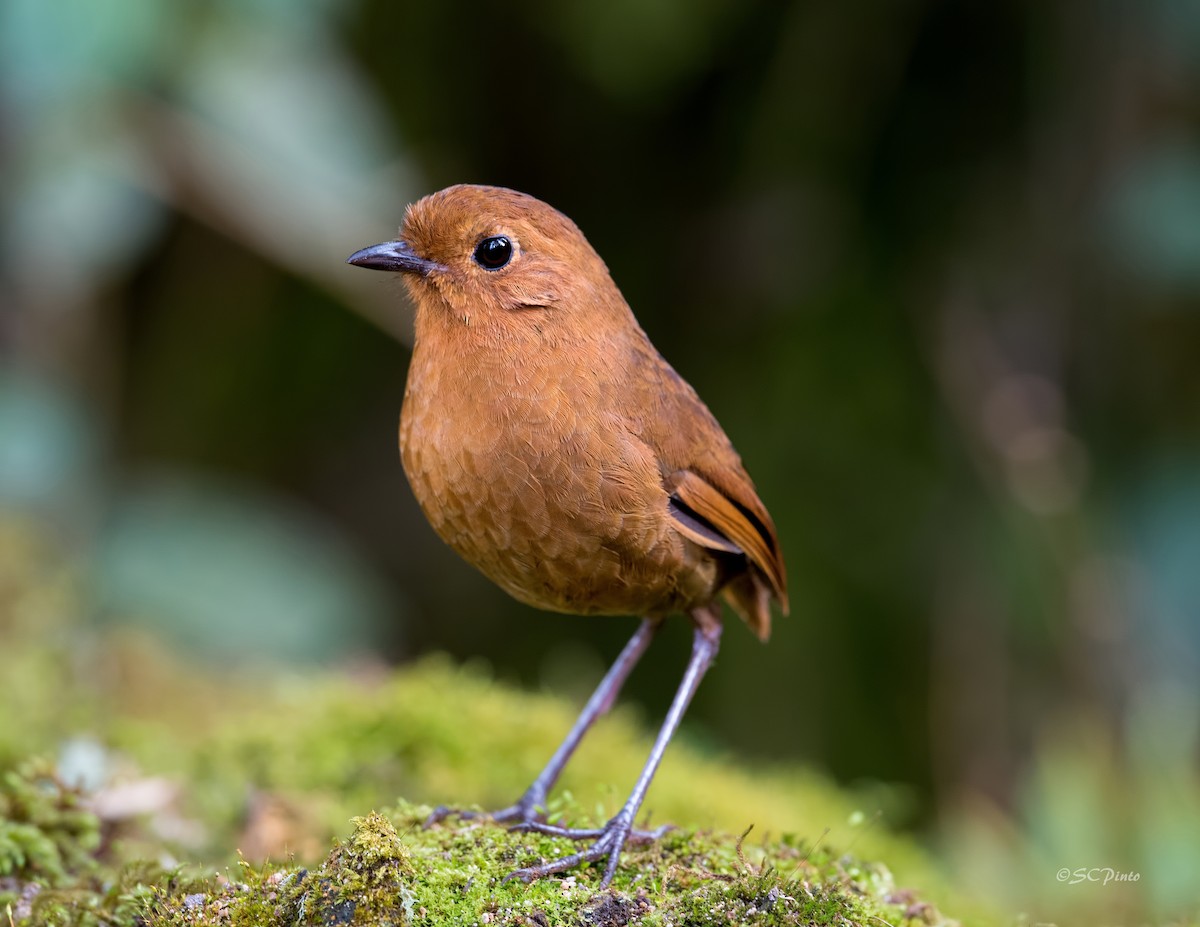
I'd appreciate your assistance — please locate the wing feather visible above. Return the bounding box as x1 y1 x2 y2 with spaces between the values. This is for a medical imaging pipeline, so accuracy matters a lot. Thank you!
669 468 788 612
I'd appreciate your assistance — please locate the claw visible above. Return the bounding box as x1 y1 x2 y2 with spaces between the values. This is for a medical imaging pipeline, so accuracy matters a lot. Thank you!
423 804 474 828
424 800 546 830
505 814 638 888
510 820 672 843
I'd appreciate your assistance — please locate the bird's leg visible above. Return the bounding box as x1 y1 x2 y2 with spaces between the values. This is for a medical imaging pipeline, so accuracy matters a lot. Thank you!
426 618 661 829
507 612 722 888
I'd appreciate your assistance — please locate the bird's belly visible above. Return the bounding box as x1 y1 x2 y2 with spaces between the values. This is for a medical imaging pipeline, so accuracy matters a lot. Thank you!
399 395 715 617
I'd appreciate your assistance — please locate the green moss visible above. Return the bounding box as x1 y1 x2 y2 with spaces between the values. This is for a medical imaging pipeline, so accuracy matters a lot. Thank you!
144 804 950 927
0 759 951 926
283 812 416 926
0 760 207 927
0 759 100 887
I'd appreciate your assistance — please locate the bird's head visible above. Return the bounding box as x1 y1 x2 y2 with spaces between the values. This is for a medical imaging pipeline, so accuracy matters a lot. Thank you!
348 185 622 331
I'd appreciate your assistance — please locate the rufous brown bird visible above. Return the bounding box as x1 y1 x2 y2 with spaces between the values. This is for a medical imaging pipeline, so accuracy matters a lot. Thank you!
348 185 787 887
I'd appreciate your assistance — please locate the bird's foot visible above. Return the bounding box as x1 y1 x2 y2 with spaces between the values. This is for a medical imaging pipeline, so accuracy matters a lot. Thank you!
423 804 488 827
509 818 671 843
505 812 668 887
424 791 548 829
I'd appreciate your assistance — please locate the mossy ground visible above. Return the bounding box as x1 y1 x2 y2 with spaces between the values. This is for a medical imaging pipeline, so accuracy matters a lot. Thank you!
2 762 942 927
153 805 939 927
1 520 973 925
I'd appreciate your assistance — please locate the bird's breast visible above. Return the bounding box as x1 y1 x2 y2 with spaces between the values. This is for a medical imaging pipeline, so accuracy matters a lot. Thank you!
398 339 718 616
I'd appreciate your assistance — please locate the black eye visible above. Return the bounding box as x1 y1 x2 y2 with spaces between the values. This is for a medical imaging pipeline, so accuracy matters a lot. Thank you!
473 236 513 270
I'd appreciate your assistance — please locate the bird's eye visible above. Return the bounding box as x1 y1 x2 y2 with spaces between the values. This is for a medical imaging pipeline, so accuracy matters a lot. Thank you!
473 236 513 270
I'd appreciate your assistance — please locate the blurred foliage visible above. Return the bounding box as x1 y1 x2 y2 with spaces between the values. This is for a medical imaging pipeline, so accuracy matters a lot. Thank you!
93 473 394 662
3 0 1200 923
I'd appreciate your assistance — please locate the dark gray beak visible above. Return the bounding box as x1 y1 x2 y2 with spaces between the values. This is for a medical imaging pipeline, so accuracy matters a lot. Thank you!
346 240 443 276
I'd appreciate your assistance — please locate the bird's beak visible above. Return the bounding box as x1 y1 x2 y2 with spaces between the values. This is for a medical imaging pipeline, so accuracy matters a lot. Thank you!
346 240 444 276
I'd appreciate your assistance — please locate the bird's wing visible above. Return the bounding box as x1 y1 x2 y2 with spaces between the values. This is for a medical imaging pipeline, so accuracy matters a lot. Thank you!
667 467 788 613
622 341 789 636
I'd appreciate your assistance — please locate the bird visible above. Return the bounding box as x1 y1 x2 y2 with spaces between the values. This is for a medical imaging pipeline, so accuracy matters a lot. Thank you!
347 184 787 887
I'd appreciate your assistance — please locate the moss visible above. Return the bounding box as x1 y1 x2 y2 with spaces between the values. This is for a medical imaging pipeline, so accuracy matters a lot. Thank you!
144 803 951 927
282 812 416 926
98 655 952 899
0 759 100 887
0 759 952 926
0 760 208 927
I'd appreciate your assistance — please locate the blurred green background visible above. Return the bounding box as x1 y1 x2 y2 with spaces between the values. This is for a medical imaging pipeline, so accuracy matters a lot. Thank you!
2 0 1198 921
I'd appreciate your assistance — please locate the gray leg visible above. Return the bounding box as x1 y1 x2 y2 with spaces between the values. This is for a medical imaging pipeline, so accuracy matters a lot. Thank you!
427 618 661 827
507 616 722 887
